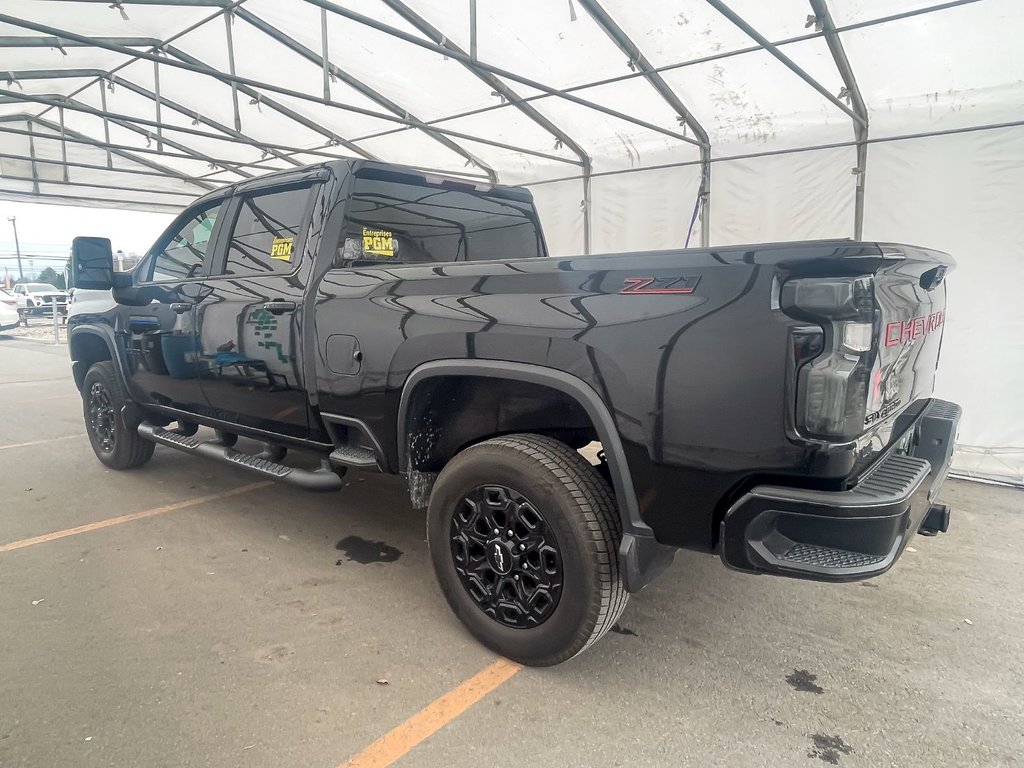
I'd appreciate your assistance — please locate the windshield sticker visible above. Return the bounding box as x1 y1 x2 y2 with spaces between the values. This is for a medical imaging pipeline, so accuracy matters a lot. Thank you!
362 227 394 258
270 237 294 261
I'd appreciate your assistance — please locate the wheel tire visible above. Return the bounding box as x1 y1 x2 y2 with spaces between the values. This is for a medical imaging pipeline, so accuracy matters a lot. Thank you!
82 361 155 470
427 433 627 666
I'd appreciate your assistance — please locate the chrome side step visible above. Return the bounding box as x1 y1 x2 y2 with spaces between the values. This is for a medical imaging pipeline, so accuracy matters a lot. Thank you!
138 422 343 492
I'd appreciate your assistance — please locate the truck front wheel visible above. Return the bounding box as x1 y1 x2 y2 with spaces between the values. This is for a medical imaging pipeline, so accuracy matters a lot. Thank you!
427 433 627 666
82 361 154 470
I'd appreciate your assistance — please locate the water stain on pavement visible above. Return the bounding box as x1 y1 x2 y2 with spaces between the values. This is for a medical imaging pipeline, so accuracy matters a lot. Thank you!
786 668 825 694
335 535 403 564
807 734 853 764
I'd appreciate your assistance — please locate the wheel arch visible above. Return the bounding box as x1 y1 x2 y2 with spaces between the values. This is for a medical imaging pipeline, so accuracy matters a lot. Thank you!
396 361 673 583
399 360 647 524
69 325 126 392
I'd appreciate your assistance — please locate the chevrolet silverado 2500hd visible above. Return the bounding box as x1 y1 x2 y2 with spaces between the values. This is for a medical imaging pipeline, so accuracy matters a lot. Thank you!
68 160 960 666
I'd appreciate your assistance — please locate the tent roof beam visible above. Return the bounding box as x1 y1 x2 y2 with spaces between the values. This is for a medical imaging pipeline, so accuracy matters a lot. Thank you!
378 0 591 170
0 21 577 168
233 7 497 183
1 113 218 190
308 0 699 147
707 0 866 127
0 90 258 177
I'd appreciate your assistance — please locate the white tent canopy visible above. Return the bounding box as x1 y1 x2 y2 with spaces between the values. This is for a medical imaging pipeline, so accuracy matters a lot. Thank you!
0 0 1021 482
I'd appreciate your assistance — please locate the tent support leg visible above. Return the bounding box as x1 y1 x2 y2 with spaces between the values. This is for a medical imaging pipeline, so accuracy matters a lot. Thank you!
809 0 869 239
583 163 592 255
854 131 867 240
699 146 711 247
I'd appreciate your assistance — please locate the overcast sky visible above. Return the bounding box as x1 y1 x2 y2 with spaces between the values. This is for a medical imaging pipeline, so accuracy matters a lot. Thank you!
0 200 173 279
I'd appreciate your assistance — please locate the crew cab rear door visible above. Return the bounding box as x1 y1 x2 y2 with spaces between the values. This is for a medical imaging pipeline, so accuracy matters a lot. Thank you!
193 177 323 439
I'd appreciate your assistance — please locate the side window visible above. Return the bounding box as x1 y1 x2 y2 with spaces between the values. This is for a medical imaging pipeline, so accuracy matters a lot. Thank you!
220 186 311 276
151 201 222 282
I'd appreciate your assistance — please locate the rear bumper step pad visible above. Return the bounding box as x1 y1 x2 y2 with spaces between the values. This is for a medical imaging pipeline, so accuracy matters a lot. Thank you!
138 422 343 492
720 398 961 581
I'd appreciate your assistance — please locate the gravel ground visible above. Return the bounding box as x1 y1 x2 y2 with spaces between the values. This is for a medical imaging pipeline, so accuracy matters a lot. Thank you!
0 316 68 343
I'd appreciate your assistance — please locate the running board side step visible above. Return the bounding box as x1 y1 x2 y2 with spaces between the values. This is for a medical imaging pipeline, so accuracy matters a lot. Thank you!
138 423 344 492
329 444 380 471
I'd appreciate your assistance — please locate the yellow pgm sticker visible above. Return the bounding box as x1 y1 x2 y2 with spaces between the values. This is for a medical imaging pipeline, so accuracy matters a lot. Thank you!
362 227 394 258
270 237 294 261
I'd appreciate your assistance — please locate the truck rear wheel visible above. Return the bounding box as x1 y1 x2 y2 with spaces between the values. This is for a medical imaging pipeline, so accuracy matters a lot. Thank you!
82 361 154 470
427 433 627 666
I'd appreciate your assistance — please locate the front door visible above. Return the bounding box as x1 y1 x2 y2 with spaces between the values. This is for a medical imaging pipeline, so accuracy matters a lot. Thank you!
122 197 226 413
195 182 318 439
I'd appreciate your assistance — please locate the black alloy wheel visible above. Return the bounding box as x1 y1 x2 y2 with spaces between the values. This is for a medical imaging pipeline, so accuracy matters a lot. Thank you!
81 361 154 470
450 484 564 629
88 380 116 452
427 433 627 666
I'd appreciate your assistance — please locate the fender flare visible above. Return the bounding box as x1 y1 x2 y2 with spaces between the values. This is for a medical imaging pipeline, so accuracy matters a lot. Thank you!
397 359 675 592
68 324 131 393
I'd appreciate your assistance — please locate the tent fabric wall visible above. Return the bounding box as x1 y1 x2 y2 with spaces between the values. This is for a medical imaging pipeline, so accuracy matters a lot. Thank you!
864 125 1024 483
0 0 1021 481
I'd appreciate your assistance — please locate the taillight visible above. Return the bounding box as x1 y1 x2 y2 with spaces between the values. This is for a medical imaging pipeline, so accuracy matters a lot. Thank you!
781 276 878 441
0 298 15 306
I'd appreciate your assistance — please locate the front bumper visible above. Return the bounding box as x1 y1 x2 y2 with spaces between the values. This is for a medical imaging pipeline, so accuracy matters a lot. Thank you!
720 399 961 581
24 304 68 315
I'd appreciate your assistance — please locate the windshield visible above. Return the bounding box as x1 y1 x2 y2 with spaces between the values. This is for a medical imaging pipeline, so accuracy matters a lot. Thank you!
25 283 60 293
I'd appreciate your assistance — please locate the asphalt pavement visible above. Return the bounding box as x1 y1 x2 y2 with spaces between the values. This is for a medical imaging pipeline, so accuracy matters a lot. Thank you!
1 333 1021 768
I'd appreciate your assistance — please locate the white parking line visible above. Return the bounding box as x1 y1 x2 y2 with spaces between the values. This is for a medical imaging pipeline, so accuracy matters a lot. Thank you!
0 434 87 451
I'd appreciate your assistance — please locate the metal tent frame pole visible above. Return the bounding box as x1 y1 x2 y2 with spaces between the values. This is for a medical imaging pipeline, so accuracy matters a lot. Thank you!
809 0 870 240
0 24 580 167
1 114 216 190
233 7 498 184
307 0 700 147
379 0 595 252
0 91 257 177
576 0 712 246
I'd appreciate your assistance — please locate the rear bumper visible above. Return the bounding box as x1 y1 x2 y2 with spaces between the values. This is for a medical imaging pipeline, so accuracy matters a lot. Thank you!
720 399 961 581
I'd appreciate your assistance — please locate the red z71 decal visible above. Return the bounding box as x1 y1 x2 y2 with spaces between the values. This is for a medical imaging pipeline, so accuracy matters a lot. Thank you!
620 276 700 295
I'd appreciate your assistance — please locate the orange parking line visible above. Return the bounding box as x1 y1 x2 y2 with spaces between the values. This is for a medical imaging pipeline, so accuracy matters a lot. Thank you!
0 434 87 451
339 658 522 768
0 481 272 553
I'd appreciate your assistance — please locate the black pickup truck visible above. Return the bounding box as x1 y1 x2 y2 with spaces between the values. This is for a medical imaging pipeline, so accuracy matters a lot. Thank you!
68 160 960 666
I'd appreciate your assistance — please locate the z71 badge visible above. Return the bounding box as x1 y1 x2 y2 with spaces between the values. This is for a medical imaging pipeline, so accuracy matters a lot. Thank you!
620 275 700 295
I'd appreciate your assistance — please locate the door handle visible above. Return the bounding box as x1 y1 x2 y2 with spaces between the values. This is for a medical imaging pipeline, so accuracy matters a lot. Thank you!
261 300 296 315
170 302 192 314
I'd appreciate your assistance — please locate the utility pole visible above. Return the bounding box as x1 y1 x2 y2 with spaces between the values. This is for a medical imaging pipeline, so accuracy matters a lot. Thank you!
7 216 23 280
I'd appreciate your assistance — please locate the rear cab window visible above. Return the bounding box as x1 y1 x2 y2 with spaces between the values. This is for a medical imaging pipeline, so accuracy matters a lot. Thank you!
216 185 315 277
338 169 545 266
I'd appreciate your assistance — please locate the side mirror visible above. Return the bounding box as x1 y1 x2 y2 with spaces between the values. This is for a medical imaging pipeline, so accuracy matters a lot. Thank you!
71 236 114 291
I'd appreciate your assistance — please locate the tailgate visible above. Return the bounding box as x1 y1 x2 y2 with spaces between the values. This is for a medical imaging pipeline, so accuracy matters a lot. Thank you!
868 244 953 429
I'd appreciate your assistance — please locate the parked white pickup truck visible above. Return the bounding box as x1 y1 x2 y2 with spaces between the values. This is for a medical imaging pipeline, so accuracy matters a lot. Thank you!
13 283 68 320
